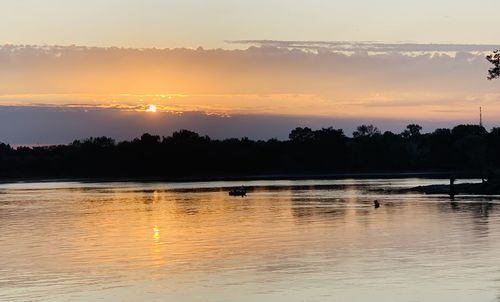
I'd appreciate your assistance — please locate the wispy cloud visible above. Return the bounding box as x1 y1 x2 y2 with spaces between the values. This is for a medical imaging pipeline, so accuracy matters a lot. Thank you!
227 40 500 53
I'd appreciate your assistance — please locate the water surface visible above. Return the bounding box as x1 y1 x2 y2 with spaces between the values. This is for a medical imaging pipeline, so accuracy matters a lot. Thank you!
1 178 500 301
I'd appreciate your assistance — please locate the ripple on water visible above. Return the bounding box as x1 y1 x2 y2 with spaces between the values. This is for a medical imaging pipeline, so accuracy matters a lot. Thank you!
1 178 500 302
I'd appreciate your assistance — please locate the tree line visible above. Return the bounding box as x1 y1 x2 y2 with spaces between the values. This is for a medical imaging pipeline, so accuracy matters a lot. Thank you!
0 124 498 179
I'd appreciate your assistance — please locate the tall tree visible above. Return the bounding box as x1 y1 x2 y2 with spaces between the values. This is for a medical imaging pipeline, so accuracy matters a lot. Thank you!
486 50 500 80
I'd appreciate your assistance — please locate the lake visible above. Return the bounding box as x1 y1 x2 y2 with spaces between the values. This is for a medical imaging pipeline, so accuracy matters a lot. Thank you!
1 178 500 302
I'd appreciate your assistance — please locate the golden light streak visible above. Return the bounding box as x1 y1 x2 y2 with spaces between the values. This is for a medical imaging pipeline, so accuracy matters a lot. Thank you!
153 226 160 241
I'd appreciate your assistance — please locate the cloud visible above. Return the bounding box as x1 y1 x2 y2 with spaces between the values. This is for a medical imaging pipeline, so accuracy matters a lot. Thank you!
0 42 499 143
226 40 500 53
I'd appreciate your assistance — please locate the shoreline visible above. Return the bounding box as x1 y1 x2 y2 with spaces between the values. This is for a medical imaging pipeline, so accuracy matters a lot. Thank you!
401 181 500 196
0 171 456 185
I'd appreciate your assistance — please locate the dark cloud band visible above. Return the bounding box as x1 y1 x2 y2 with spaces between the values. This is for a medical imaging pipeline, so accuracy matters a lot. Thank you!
227 40 500 53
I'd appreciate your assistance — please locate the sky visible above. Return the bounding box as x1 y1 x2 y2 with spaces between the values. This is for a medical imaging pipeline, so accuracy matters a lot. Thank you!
3 0 500 48
1 0 500 144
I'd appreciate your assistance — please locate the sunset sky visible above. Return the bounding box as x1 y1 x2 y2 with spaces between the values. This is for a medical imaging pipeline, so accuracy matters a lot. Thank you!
2 0 500 144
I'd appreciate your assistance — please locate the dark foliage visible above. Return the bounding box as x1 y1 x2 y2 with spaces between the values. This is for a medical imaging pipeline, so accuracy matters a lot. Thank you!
487 50 500 80
0 124 497 179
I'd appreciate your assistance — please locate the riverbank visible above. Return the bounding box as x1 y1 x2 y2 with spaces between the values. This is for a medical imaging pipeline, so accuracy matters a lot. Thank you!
402 181 500 195
0 171 455 185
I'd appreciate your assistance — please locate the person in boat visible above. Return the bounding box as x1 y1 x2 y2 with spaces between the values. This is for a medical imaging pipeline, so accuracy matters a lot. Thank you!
229 186 247 196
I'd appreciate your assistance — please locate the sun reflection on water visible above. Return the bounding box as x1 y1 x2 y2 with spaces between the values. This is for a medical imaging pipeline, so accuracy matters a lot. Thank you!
153 226 160 241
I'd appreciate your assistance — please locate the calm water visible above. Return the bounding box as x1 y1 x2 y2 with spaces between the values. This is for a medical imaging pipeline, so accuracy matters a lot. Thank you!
1 178 500 302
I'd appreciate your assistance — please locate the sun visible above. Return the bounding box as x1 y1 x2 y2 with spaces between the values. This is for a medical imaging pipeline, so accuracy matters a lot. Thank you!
146 104 157 113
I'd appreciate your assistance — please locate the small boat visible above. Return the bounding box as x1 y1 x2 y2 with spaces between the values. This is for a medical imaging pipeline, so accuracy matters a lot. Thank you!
229 187 247 197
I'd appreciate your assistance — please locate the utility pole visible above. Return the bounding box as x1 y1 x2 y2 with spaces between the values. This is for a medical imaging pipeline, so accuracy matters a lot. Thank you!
480 106 483 127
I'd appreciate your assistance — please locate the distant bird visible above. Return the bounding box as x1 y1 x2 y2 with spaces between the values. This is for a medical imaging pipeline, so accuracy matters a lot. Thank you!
373 200 380 208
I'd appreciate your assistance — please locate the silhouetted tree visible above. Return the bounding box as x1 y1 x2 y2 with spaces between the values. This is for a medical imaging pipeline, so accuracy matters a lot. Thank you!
487 50 500 80
170 129 206 142
352 124 380 138
1 124 499 179
140 133 160 145
451 124 486 138
402 124 422 139
313 127 345 142
289 127 315 142
0 142 11 154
